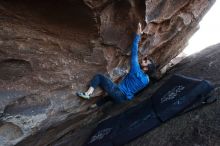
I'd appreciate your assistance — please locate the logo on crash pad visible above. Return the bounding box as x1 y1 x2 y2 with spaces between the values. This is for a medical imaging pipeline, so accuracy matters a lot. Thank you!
161 85 185 103
89 128 112 143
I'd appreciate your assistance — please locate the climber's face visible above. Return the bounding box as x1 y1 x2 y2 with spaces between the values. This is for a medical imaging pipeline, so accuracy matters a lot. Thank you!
141 59 151 72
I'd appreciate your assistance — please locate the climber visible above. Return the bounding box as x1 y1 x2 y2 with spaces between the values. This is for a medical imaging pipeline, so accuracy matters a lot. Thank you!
76 22 156 107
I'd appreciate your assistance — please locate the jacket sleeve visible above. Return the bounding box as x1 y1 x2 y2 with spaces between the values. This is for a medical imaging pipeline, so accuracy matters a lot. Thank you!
130 34 141 73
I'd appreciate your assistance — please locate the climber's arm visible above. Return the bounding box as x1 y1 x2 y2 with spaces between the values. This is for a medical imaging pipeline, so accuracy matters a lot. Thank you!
130 23 142 73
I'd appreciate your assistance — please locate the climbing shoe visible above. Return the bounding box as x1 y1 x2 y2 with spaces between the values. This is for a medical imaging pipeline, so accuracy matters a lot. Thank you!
76 92 90 99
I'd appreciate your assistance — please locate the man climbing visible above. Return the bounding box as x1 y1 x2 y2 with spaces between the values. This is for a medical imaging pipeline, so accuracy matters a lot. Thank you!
76 22 156 107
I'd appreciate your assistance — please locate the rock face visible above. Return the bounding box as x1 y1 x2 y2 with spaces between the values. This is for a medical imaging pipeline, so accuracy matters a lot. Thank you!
0 0 216 145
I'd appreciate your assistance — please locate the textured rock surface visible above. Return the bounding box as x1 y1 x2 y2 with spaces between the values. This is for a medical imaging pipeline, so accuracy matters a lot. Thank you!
0 0 216 145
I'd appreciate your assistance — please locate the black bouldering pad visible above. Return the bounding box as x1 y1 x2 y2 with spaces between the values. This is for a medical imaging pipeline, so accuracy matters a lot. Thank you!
152 74 214 122
85 99 161 146
84 74 214 146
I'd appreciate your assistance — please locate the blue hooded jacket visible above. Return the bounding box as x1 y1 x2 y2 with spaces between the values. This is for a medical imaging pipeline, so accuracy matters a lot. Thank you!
118 34 149 100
